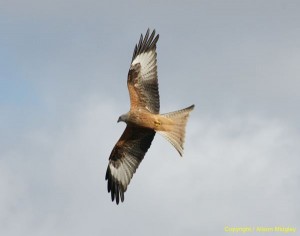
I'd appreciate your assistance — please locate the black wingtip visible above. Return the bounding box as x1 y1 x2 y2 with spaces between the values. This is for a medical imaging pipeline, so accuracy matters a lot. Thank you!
131 28 159 62
105 166 125 205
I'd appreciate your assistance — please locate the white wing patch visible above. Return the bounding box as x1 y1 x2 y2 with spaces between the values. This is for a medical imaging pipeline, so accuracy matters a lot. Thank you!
108 155 140 191
132 50 157 82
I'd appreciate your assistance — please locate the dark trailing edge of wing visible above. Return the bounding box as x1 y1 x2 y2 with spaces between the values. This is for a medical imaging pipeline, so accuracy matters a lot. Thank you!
131 29 159 63
105 128 156 205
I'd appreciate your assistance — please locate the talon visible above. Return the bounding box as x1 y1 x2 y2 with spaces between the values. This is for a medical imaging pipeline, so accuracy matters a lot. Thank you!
154 120 161 127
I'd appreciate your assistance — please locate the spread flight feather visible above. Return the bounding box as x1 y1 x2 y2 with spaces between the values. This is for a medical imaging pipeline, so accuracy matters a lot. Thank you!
105 29 195 204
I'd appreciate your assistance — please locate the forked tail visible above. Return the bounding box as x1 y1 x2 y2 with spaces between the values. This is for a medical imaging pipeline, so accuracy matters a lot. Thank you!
158 104 195 156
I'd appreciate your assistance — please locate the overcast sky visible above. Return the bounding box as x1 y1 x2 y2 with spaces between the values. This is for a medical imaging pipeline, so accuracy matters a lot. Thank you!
1 0 299 235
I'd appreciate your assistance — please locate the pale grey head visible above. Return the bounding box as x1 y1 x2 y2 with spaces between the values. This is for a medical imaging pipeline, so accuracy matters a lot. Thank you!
117 112 129 123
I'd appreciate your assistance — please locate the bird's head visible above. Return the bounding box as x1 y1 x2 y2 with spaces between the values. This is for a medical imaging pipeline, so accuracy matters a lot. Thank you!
117 113 129 123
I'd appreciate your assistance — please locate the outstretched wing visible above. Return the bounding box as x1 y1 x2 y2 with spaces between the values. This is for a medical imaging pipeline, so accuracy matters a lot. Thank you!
127 29 160 114
105 126 155 204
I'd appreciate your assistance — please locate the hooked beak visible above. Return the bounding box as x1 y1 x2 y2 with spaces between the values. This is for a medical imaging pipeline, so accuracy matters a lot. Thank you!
117 117 121 123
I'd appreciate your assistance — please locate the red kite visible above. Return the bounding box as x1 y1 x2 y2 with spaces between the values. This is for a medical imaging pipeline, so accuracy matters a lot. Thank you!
105 29 195 204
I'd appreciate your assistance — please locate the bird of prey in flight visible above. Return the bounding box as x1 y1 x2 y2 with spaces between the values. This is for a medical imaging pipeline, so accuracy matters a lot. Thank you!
105 29 195 204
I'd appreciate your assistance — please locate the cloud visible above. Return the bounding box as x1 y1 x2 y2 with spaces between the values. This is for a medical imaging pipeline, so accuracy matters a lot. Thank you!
132 114 300 234
1 1 300 235
1 96 299 235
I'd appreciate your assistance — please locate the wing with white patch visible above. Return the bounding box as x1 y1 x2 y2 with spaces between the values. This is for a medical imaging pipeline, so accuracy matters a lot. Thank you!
127 29 160 114
105 126 155 204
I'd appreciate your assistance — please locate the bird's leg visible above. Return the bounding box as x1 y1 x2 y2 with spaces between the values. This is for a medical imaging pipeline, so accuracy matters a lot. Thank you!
154 120 161 128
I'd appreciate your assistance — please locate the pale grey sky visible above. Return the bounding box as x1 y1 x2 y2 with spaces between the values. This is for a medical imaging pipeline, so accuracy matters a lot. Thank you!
1 1 299 235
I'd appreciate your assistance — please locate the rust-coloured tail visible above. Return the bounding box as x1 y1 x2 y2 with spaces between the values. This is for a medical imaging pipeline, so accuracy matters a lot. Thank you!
158 105 195 156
